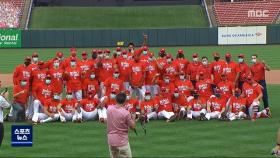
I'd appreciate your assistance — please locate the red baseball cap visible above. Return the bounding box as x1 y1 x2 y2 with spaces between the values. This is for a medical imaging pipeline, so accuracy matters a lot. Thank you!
225 52 231 58
161 87 167 93
174 88 179 93
116 47 121 51
38 61 44 65
92 49 97 54
97 49 103 54
81 51 87 56
25 56 31 61
56 51 63 58
143 46 148 51
238 54 245 58
160 48 166 53
213 52 220 57
177 49 184 54
122 50 128 54
166 53 172 59
104 49 110 53
145 91 151 95
192 53 198 58
46 74 51 79
32 52 38 57
70 47 76 52
70 57 76 61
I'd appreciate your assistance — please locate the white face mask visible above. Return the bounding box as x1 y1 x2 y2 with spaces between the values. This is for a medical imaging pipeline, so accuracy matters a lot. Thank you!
53 62 59 68
122 55 127 59
113 73 120 78
202 60 208 66
145 95 151 100
164 79 170 84
174 93 179 98
70 61 76 67
179 75 185 80
148 57 153 62
98 54 103 58
238 58 244 63
143 51 148 55
33 57 38 62
21 81 27 86
66 94 73 100
193 58 198 62
116 51 121 55
53 95 60 100
110 94 116 99
45 79 51 85
167 58 172 63
252 58 257 63
90 74 95 79
105 55 110 59
126 95 130 100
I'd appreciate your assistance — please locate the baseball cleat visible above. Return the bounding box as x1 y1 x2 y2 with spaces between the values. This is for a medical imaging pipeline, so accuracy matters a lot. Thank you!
271 145 280 157
266 108 272 118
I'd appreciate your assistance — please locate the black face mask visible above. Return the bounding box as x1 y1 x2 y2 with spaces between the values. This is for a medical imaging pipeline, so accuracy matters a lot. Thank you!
178 54 184 58
225 57 231 62
159 53 165 58
24 62 31 66
214 57 220 61
194 94 199 99
128 48 132 52
92 53 97 59
215 94 221 98
234 93 240 97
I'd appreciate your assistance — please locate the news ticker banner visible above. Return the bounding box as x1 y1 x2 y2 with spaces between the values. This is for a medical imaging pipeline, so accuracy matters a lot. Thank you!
11 125 33 147
218 26 267 45
0 29 22 48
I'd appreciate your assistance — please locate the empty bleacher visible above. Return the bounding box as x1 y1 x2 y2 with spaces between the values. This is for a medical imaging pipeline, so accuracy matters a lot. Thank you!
0 0 24 28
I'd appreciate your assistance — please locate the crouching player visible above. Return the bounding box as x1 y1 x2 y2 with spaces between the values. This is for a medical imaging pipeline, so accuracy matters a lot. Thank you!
206 89 227 120
59 91 81 122
78 91 99 121
172 89 188 120
140 91 158 122
124 90 140 120
226 88 247 121
98 90 117 123
155 87 176 122
186 90 207 120
32 93 61 124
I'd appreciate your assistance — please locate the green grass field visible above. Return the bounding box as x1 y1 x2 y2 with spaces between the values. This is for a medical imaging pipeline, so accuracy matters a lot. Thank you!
0 85 279 157
30 6 208 29
0 45 280 73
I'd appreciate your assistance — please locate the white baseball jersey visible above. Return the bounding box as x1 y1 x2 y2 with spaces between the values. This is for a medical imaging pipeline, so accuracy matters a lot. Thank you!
0 96 10 123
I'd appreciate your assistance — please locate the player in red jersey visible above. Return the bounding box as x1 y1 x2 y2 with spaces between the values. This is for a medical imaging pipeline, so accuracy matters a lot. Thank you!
186 90 207 120
78 91 99 121
116 50 133 91
98 90 118 123
48 58 64 95
59 91 80 122
82 70 99 98
62 47 80 69
13 57 31 86
124 90 140 120
103 70 124 97
172 88 188 120
140 91 158 122
210 52 226 85
174 49 189 74
45 51 64 70
237 54 251 90
31 93 61 124
174 71 194 97
145 53 160 96
196 56 213 81
162 53 179 82
217 73 234 101
205 89 227 120
28 52 39 72
226 88 247 121
79 51 94 84
196 72 213 101
223 53 240 86
186 53 201 87
153 75 176 94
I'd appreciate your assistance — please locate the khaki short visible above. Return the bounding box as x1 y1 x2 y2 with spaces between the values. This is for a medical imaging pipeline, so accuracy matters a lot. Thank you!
109 143 132 158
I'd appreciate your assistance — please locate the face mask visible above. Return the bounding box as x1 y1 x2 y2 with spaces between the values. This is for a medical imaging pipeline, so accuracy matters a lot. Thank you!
110 93 116 99
45 79 51 85
174 93 179 98
164 79 170 84
33 57 38 62
143 51 148 55
53 95 60 100
90 74 95 79
193 58 198 62
225 57 231 63
70 62 76 67
122 55 127 59
252 59 257 63
178 54 184 58
234 93 240 97
193 94 199 99
24 61 31 66
179 75 185 80
66 94 73 100
21 81 27 87
126 95 130 100
215 93 221 98
82 56 87 60
53 62 59 68
113 73 120 78
202 60 208 66
238 58 244 63
159 53 165 58
98 54 103 58
148 57 153 62
105 55 110 59
214 57 220 61
116 51 121 56
92 53 97 59
167 58 172 63
71 53 76 57
145 95 151 100
88 95 94 99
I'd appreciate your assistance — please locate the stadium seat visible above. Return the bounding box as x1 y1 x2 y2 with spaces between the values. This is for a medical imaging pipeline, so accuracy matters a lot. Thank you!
0 0 23 28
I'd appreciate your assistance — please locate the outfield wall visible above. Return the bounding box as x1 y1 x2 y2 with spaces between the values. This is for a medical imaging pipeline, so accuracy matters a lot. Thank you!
3 26 280 48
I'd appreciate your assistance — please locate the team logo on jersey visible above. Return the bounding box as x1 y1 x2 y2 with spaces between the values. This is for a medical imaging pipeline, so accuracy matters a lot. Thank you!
103 62 113 70
198 84 207 91
212 102 221 111
159 99 170 106
166 66 175 73
49 106 58 113
111 84 120 91
37 73 46 81
193 103 202 110
80 65 90 71
42 89 51 97
147 65 155 71
23 71 31 78
178 85 188 91
232 103 241 111
144 105 153 113
70 71 79 78
223 67 232 73
53 72 62 79
245 89 253 96
132 66 141 73
88 85 96 91
220 86 229 93
214 65 221 72
65 104 73 112
120 62 130 69
85 103 95 111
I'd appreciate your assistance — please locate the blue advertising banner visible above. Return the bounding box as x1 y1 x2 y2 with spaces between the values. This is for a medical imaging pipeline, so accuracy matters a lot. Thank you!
11 125 33 147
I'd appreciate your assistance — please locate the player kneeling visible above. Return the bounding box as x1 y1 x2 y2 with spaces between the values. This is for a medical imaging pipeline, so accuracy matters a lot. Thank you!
32 93 61 124
98 90 117 123
59 91 81 123
206 89 227 120
186 90 207 120
140 91 158 123
124 90 140 120
78 91 99 121
226 88 247 121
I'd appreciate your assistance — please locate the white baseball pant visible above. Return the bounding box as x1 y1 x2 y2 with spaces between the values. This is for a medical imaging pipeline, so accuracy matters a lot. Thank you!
146 112 157 121
81 108 98 121
205 111 221 120
227 112 246 121
158 110 174 120
187 109 207 119
97 107 107 120
32 113 60 123
145 85 159 97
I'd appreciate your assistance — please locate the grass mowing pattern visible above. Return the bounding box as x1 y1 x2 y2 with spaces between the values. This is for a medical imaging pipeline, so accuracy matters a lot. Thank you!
30 6 208 29
1 45 280 73
0 85 279 157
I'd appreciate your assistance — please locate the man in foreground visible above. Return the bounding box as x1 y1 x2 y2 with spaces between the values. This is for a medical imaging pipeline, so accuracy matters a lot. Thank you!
107 92 135 158
272 128 280 157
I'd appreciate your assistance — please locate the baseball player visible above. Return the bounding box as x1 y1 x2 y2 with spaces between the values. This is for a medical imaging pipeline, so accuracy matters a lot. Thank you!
156 48 167 80
103 70 124 97
196 56 213 81
162 53 179 82
226 88 247 121
59 91 80 122
140 45 150 64
210 52 226 85
217 74 234 101
153 75 175 94
145 53 160 96
45 51 64 70
196 72 213 101
28 52 39 72
13 57 31 86
186 53 201 87
186 90 207 120
79 51 94 84
82 70 99 98
242 75 269 121
172 88 188 120
174 71 194 97
62 47 80 69
140 91 158 122
205 89 227 120
64 57 83 101
223 53 241 86
124 90 140 120
32 93 61 124
98 90 118 123
78 91 99 121
48 58 64 96
237 54 250 90
174 49 189 74
155 87 176 122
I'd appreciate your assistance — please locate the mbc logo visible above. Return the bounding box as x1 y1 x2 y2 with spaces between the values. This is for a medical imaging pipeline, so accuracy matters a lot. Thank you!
248 10 269 17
